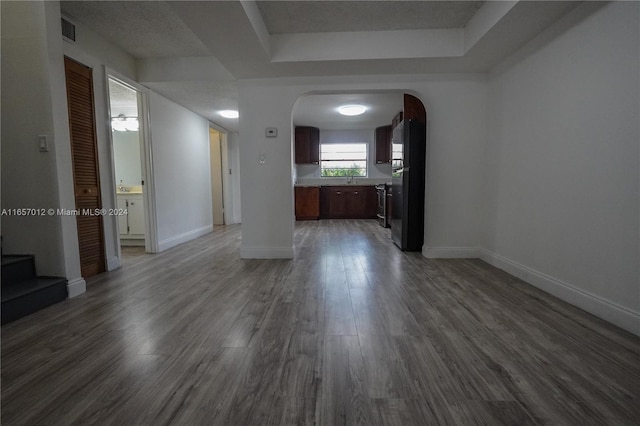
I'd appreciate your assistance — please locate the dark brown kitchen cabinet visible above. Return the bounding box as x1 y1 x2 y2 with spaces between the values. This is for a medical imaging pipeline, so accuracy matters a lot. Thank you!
375 125 392 164
326 186 377 219
295 126 320 165
295 186 320 220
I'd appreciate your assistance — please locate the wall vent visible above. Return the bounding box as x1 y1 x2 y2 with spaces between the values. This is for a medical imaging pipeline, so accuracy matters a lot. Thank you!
61 17 76 42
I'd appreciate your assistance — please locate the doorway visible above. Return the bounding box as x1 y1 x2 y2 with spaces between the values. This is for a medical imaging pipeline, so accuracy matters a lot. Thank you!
107 77 153 252
210 128 225 225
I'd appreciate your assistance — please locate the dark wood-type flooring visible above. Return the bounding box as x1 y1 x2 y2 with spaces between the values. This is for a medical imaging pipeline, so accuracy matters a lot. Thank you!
2 220 639 425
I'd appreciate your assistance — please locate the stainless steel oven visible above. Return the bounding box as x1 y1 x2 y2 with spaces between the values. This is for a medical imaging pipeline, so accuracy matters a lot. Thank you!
375 184 389 228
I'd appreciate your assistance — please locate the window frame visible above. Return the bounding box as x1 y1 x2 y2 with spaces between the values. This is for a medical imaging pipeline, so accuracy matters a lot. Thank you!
319 142 368 178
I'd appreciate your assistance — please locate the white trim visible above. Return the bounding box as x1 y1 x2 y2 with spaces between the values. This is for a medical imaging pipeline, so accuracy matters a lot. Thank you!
479 249 640 337
67 278 86 298
423 246 480 259
158 225 213 252
105 69 160 254
106 256 120 271
240 246 294 259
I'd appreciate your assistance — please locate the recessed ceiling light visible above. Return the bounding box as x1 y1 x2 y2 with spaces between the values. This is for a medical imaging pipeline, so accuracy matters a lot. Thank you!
338 105 366 116
219 110 239 119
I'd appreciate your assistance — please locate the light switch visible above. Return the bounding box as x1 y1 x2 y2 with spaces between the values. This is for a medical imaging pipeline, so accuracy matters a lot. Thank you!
38 135 48 152
265 127 277 137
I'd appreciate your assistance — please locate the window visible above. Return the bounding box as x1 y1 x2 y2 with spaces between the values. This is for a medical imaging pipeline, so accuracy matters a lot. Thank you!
320 143 367 177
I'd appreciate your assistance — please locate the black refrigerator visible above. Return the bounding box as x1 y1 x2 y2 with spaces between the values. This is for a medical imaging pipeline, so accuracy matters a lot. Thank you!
391 119 426 251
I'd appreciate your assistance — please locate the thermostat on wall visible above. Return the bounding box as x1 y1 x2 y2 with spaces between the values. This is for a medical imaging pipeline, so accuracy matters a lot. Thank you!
265 127 277 137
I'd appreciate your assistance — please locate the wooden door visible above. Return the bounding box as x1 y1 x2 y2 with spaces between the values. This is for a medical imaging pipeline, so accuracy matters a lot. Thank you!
64 57 105 278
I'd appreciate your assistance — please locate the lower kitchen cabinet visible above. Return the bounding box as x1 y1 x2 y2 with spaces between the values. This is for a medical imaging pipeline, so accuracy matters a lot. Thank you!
325 186 377 219
295 186 320 220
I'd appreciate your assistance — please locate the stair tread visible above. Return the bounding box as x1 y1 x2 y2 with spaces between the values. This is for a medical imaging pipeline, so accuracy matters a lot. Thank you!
1 255 34 266
1 277 67 303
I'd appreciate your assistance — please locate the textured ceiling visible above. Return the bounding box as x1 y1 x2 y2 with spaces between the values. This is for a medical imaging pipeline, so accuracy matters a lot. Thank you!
58 1 584 131
61 1 210 58
257 1 484 34
108 79 138 117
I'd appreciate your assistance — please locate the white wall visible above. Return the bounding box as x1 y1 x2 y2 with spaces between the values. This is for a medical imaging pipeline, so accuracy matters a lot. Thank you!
226 132 242 224
149 92 213 251
483 2 639 334
295 128 392 184
1 1 66 277
238 76 487 258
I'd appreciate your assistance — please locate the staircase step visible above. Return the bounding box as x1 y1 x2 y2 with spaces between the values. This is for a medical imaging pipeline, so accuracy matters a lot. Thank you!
1 277 68 325
2 255 36 287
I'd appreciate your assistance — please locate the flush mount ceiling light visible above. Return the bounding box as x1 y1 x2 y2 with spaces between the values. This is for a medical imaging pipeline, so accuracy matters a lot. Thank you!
338 104 366 116
219 110 239 119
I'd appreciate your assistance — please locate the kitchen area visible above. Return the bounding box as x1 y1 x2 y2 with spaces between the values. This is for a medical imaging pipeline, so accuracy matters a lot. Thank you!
293 93 427 251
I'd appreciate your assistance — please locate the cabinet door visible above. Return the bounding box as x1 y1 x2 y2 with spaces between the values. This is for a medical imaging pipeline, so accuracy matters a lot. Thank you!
319 186 330 218
295 127 310 164
365 186 378 218
375 125 391 164
347 189 366 218
329 188 348 217
295 126 320 164
117 197 128 236
295 186 320 220
127 196 145 235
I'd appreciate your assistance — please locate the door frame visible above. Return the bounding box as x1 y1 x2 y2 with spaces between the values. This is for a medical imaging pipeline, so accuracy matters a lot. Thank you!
210 122 232 225
105 68 159 256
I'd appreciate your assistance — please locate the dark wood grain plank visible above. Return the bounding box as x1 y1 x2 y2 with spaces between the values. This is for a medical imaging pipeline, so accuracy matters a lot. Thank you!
2 221 639 425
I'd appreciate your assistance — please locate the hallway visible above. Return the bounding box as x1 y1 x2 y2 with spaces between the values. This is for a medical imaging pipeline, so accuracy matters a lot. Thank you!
2 221 639 425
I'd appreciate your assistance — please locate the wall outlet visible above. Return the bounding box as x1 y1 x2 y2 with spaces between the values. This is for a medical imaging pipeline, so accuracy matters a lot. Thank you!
265 127 277 137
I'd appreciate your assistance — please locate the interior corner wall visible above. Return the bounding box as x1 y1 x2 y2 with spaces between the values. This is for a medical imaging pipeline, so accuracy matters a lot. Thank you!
483 2 640 334
1 1 65 276
149 92 213 251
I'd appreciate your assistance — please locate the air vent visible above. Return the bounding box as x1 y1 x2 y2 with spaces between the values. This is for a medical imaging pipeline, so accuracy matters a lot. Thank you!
61 17 76 42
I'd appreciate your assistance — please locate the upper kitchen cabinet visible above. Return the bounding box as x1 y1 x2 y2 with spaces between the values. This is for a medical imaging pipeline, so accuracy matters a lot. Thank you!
295 126 320 164
375 125 392 164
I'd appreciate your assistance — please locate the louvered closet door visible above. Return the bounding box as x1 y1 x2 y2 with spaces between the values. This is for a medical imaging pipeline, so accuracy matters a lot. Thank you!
64 57 105 278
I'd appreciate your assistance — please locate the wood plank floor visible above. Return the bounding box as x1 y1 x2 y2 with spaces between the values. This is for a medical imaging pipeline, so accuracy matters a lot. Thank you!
2 220 639 425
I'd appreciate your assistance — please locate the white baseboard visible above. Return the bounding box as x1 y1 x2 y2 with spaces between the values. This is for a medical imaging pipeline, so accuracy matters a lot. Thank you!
479 249 640 337
423 246 480 259
158 225 213 252
240 246 294 259
106 256 120 271
67 277 86 298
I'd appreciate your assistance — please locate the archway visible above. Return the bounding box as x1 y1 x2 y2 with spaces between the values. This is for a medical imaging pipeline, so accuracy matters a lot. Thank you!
291 91 428 251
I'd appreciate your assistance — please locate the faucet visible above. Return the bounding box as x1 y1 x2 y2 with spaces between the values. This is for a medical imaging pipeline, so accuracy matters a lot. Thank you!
347 176 353 184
